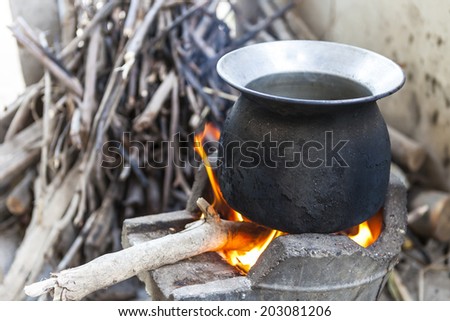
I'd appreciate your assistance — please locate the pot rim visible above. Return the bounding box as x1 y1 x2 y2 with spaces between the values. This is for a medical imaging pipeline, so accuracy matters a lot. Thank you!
216 40 406 106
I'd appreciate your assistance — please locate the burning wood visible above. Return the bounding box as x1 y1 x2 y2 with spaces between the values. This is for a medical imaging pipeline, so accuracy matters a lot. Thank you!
346 210 383 248
194 122 285 272
24 198 269 301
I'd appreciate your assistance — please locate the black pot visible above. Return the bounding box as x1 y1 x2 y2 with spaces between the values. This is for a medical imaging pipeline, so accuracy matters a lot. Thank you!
216 41 405 234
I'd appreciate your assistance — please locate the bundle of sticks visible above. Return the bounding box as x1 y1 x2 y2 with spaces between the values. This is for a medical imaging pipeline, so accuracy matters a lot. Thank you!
0 0 312 300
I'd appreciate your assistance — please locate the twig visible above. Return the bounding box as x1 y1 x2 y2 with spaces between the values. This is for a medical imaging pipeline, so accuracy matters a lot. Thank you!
203 86 237 102
182 66 222 122
45 192 81 269
10 23 83 97
405 229 432 265
59 0 120 58
122 0 166 79
123 0 140 38
193 0 219 38
133 70 176 132
138 55 151 98
40 71 52 189
53 122 71 170
4 82 43 141
162 78 181 209
259 0 294 40
149 1 209 47
211 1 294 64
74 25 102 148
387 269 413 301
84 185 118 261
418 252 450 301
118 145 149 188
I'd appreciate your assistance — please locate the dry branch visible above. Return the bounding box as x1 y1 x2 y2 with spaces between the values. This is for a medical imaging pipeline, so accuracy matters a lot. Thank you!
58 0 76 48
0 120 42 184
71 25 102 148
276 2 317 40
24 198 268 300
3 83 42 141
123 0 140 38
259 0 294 40
10 21 83 97
133 70 176 132
0 195 11 222
6 169 35 215
408 189 450 242
388 125 427 173
0 165 81 300
59 0 121 58
84 186 117 262
0 101 20 143
387 269 413 301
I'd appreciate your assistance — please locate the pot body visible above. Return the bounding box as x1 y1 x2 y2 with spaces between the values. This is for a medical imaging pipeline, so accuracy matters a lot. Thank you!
218 97 391 234
216 40 405 234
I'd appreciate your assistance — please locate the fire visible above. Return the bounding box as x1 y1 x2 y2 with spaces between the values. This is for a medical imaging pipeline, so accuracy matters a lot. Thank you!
347 210 383 248
194 123 284 273
194 123 382 272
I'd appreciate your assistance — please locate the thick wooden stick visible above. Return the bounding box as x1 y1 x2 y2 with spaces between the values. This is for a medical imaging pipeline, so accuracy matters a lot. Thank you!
133 70 176 132
71 25 101 149
0 165 81 300
24 198 268 300
287 14 317 40
3 82 42 141
6 170 35 216
0 195 10 221
388 125 427 173
408 189 450 242
0 120 42 184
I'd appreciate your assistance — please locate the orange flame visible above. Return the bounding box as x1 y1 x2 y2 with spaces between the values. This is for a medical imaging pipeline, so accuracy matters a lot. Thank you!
347 210 383 248
194 123 382 272
194 123 284 273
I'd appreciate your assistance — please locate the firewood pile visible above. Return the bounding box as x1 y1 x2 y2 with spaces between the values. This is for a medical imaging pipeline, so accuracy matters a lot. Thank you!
0 0 317 300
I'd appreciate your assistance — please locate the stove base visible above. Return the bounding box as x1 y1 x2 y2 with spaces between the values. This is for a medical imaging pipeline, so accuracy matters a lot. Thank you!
122 174 406 300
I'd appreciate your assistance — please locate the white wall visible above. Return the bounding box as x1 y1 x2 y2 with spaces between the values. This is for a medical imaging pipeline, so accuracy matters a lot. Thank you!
296 0 450 190
0 1 24 110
